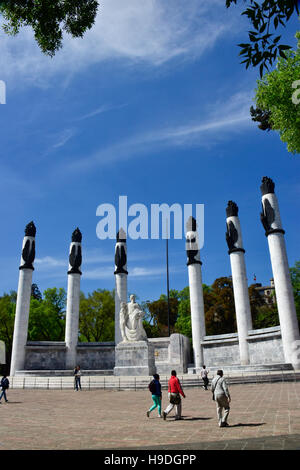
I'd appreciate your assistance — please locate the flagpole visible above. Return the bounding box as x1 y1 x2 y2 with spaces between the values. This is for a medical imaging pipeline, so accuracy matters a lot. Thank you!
166 219 170 337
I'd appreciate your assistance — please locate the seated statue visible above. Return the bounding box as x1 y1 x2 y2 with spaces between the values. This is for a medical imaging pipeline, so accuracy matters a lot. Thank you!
120 294 147 342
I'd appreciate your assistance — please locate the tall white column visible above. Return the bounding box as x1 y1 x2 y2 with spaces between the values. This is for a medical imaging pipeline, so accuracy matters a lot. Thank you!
10 222 36 376
114 229 128 345
186 216 206 369
226 201 252 365
260 177 300 368
65 228 82 370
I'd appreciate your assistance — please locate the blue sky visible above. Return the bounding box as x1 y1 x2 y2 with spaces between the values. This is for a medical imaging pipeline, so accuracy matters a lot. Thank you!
0 0 299 303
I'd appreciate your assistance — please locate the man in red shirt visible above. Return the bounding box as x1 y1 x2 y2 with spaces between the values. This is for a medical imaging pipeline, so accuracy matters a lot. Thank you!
163 370 186 421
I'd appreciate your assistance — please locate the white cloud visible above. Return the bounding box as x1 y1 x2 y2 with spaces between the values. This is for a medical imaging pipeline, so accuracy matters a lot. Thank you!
52 128 76 149
35 256 67 268
84 264 183 281
59 90 254 173
0 0 240 87
73 103 128 122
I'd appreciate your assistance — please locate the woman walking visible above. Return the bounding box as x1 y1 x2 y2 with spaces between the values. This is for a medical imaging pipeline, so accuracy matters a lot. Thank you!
147 374 162 418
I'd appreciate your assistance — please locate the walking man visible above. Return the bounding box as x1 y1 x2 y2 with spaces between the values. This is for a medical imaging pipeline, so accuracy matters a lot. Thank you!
0 375 9 403
211 370 231 427
200 365 209 390
163 370 186 421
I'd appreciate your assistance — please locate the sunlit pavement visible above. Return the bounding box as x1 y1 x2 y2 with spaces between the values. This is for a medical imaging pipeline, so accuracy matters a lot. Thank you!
1 381 300 450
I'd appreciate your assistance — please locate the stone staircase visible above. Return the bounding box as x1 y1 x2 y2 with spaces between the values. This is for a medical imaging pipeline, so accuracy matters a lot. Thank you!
188 362 294 375
8 364 300 390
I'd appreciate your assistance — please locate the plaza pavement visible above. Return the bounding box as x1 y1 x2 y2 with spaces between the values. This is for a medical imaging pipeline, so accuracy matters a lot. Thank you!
1 381 300 450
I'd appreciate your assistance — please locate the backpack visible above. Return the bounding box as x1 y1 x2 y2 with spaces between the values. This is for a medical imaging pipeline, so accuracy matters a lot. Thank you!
148 380 156 394
2 378 9 389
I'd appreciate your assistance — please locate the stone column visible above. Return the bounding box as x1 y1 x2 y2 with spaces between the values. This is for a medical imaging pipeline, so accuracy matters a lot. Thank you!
65 228 82 370
186 216 206 370
114 229 128 345
260 177 300 368
10 222 36 376
226 201 252 365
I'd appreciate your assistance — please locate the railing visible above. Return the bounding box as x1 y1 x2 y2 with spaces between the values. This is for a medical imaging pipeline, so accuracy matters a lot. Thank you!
8 370 300 390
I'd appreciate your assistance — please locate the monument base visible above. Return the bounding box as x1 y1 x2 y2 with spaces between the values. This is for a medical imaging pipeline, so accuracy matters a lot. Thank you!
114 340 155 376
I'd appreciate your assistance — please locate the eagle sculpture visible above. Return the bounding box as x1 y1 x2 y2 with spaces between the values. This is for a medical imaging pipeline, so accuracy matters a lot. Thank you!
69 244 82 274
21 239 35 270
260 198 275 233
114 244 127 274
226 221 238 251
186 233 199 266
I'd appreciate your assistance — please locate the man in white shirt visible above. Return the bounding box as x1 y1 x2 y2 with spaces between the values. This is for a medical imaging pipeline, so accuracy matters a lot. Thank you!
211 370 231 427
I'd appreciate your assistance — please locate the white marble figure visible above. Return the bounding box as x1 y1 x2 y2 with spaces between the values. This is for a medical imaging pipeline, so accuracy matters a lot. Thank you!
119 294 147 342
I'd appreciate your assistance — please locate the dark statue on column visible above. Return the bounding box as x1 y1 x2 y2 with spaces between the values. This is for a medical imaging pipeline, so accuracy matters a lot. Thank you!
68 228 82 275
114 229 128 275
186 216 202 266
20 221 36 271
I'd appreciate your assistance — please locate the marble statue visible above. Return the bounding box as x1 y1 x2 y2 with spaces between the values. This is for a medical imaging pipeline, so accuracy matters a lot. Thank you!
120 294 147 342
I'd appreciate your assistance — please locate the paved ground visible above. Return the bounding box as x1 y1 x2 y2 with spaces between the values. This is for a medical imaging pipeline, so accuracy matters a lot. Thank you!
1 381 300 450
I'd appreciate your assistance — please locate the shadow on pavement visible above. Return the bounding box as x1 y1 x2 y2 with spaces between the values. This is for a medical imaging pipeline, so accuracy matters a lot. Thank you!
182 417 213 421
229 422 266 427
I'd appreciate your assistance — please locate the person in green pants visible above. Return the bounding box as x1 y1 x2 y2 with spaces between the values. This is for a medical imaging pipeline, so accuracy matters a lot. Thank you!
147 373 162 418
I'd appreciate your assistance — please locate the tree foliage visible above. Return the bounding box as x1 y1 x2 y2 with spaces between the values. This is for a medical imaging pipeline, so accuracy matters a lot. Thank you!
144 290 179 337
226 0 300 76
79 289 114 342
27 287 66 341
254 32 300 154
0 291 16 371
204 277 237 335
290 260 300 321
248 283 279 328
0 0 99 56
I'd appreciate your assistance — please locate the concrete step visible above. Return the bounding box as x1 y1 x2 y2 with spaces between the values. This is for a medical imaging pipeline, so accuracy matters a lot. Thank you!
188 363 294 374
14 369 114 377
8 369 300 390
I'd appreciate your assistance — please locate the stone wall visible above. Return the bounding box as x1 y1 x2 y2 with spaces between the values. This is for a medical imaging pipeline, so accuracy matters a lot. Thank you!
202 333 240 367
247 326 284 364
25 342 67 370
149 334 191 375
76 342 115 370
22 329 283 373
23 334 191 374
201 326 284 367
24 341 115 371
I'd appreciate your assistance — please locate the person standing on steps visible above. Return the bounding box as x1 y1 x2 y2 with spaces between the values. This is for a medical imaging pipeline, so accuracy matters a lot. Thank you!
147 374 162 418
74 365 82 391
200 365 209 390
163 370 186 421
211 370 231 427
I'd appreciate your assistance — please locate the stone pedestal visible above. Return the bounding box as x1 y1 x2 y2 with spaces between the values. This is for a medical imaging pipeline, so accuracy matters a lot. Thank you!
114 340 155 376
